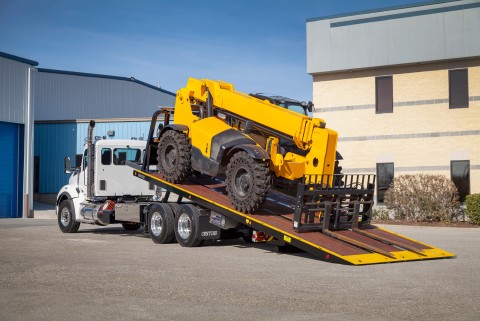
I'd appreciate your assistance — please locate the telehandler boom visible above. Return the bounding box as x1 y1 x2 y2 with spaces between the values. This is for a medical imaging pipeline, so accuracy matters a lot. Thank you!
156 78 338 213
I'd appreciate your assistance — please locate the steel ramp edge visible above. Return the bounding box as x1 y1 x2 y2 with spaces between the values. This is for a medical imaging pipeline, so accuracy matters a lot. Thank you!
133 169 456 265
345 226 457 265
339 242 456 265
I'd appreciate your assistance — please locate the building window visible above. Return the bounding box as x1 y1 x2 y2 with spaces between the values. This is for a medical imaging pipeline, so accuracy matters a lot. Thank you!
451 160 470 202
449 69 469 109
376 163 394 203
101 148 111 165
375 76 393 114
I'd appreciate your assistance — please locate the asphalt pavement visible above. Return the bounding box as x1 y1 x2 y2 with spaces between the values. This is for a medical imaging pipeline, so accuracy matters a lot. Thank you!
0 218 479 321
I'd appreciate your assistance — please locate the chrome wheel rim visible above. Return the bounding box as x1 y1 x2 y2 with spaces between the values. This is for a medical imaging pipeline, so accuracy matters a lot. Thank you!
60 207 70 227
177 213 191 240
150 212 163 236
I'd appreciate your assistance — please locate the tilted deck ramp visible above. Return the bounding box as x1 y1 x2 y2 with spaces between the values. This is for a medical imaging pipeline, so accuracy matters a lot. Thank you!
134 169 455 265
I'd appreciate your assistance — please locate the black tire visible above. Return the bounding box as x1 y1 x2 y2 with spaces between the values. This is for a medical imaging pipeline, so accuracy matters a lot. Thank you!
148 204 175 244
167 203 182 243
241 228 254 243
168 203 182 217
58 199 80 233
157 130 191 183
333 155 344 187
174 205 202 247
122 223 142 231
225 151 271 213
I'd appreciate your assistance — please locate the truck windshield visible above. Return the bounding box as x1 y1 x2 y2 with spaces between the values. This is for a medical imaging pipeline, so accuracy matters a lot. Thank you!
113 148 142 165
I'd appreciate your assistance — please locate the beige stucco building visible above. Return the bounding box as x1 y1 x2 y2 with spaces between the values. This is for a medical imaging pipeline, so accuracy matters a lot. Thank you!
307 0 480 202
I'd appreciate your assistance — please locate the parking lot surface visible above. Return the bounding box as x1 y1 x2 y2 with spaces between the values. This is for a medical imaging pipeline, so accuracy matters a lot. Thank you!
0 219 479 321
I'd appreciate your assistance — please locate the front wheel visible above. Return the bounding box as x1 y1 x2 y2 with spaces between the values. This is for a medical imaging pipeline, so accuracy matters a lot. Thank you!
58 199 80 233
225 151 271 213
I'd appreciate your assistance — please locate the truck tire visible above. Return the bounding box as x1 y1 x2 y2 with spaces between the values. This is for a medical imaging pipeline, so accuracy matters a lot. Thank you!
157 130 191 183
225 151 271 213
148 204 175 244
168 203 182 217
58 199 80 233
167 203 182 243
122 223 142 231
174 204 202 247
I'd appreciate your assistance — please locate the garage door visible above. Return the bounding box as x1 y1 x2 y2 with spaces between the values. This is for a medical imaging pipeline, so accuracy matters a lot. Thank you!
0 122 24 218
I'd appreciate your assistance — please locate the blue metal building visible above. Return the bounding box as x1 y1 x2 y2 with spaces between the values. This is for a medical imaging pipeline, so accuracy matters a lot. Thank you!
0 51 176 217
34 121 152 193
0 52 37 218
33 69 176 197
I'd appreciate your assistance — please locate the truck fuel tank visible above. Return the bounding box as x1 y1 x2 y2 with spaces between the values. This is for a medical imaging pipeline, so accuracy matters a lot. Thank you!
80 200 114 226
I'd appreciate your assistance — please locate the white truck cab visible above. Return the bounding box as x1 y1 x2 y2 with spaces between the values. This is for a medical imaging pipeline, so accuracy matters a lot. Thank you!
76 139 153 197
57 120 155 232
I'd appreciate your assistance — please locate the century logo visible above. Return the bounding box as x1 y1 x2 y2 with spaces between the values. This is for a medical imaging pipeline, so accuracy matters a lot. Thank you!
201 231 218 237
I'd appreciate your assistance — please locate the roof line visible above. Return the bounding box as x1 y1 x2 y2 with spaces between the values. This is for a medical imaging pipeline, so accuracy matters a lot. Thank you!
37 68 176 96
306 0 461 22
0 51 39 66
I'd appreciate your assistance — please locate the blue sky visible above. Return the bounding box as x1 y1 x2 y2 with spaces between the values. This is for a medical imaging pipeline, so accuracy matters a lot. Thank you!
1 0 421 100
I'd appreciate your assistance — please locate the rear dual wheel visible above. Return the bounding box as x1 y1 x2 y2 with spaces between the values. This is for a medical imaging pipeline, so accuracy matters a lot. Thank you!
148 204 175 244
174 205 202 247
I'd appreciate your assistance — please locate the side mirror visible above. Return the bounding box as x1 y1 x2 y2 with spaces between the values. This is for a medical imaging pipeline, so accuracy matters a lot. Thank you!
307 101 314 113
243 120 253 135
64 157 72 174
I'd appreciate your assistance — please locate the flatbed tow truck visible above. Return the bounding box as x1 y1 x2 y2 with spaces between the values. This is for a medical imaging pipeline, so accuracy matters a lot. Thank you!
128 108 455 265
58 78 455 265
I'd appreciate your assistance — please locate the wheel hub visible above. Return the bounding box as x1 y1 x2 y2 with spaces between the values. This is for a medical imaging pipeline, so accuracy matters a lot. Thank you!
234 168 251 198
150 212 163 236
60 207 70 226
164 144 177 169
177 213 192 240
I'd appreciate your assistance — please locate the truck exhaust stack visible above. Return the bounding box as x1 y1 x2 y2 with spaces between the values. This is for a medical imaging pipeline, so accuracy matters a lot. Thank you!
87 120 95 200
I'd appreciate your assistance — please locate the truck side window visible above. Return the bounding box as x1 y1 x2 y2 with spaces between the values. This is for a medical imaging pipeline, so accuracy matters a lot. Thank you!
101 148 112 165
113 148 141 165
83 149 88 169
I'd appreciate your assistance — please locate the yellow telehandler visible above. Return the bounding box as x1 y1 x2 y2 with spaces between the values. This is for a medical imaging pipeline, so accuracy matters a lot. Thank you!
156 78 337 213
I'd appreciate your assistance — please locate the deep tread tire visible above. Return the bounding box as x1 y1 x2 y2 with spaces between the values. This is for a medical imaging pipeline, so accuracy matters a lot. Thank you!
157 130 191 183
58 199 80 233
333 159 344 187
167 203 182 217
148 204 175 244
174 205 202 247
122 223 142 231
167 203 182 243
225 151 271 213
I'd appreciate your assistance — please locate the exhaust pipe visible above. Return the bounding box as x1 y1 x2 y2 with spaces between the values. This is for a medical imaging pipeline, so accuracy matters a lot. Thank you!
87 120 95 200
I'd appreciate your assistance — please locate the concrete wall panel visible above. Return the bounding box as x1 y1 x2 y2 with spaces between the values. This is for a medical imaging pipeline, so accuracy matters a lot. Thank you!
307 0 480 74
